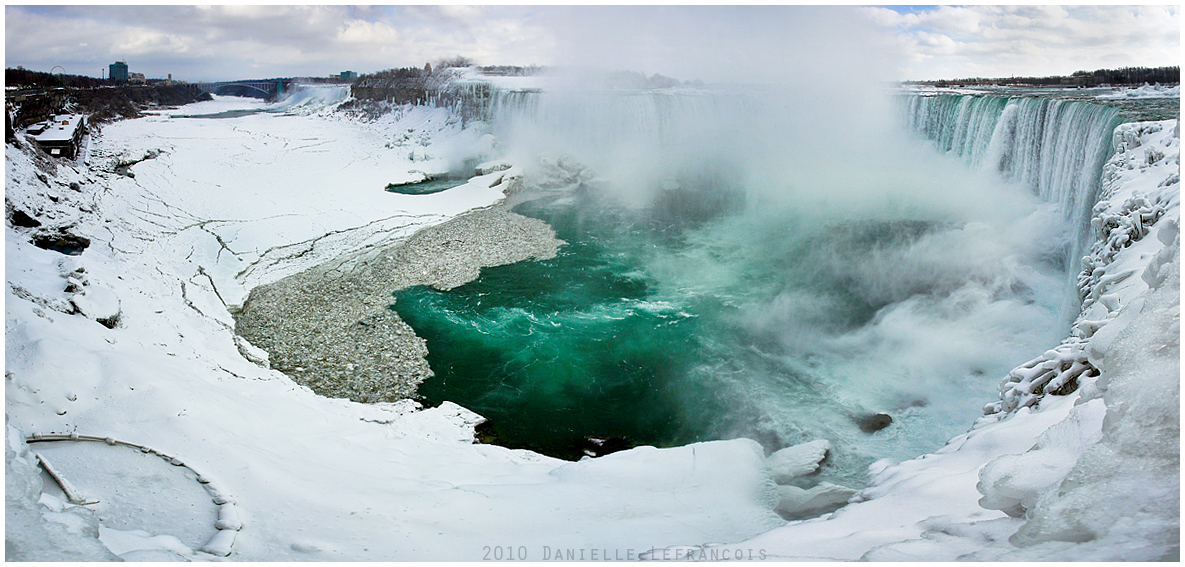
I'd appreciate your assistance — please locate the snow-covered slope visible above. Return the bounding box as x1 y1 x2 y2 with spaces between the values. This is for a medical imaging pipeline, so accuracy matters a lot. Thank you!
5 91 1178 560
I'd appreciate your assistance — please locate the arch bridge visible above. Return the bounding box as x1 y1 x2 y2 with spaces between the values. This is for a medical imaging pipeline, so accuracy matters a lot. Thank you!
196 79 293 100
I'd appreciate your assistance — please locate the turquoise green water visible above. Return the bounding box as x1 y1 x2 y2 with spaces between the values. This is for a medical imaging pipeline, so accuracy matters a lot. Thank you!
393 180 1068 482
395 194 734 458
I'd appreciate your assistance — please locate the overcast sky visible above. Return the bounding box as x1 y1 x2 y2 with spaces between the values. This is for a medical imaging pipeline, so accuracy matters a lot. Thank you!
5 4 1179 83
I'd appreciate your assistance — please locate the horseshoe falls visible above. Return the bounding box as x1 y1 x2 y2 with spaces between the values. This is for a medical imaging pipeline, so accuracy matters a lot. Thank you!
904 93 1124 267
391 84 1146 490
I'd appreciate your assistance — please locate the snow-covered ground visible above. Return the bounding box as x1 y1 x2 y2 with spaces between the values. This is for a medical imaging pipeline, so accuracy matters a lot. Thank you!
1095 83 1181 100
5 92 1179 560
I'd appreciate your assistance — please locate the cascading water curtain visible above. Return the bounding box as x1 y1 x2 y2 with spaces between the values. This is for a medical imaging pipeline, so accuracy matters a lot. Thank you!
903 94 1126 288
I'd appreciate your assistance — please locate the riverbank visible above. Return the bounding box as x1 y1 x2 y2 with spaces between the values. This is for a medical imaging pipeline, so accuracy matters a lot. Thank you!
234 180 563 402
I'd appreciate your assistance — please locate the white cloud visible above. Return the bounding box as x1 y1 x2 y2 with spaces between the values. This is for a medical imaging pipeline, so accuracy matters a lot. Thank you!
337 19 400 45
863 5 1179 80
4 5 1178 83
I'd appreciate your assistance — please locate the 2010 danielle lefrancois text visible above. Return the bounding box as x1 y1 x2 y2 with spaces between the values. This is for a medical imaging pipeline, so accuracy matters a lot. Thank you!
481 545 769 561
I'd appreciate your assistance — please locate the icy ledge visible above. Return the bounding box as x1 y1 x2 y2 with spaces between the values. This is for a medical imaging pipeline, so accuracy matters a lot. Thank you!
736 119 1180 560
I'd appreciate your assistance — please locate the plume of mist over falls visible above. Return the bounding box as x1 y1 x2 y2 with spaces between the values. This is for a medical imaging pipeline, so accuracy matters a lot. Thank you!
464 7 1076 477
490 6 908 206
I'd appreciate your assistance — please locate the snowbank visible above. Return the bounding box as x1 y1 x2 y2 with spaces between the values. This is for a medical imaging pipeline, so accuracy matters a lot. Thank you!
1096 83 1181 100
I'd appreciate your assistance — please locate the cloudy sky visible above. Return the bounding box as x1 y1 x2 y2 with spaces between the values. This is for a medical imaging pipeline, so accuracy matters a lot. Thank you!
5 4 1179 83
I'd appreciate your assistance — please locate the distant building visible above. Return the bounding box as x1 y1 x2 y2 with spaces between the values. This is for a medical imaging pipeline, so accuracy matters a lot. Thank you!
109 61 129 83
340 71 358 81
129 72 146 84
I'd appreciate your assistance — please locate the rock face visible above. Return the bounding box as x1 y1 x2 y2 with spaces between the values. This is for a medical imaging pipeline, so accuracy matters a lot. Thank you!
859 413 893 433
10 209 41 228
31 230 90 255
234 177 565 403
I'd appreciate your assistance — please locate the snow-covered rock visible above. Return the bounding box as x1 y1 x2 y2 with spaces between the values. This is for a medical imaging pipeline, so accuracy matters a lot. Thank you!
475 159 513 175
233 335 269 367
774 482 857 521
766 439 829 484
69 285 121 328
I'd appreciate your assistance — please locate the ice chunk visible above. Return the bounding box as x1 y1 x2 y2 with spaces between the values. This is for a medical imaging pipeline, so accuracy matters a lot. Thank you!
766 439 829 484
774 482 856 520
200 528 237 557
976 399 1105 517
215 503 242 531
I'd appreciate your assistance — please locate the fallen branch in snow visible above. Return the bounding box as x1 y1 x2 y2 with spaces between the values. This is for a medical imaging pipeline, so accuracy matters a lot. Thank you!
34 451 99 505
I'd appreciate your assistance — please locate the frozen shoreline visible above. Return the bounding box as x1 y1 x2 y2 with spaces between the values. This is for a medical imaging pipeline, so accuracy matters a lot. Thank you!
234 181 564 402
5 93 1178 560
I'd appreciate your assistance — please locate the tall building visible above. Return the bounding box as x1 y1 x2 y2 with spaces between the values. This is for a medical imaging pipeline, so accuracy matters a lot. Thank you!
109 61 129 83
340 70 358 81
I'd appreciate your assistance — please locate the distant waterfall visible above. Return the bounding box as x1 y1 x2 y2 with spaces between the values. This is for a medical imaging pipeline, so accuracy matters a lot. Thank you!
484 87 760 179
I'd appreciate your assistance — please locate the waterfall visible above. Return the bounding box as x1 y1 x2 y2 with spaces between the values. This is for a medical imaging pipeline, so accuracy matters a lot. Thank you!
903 94 1125 249
485 87 755 179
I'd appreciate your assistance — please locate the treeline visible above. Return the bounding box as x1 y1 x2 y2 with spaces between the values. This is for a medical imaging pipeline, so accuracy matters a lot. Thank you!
346 64 491 125
911 66 1180 88
603 70 690 89
7 67 108 89
477 65 544 77
1079 66 1180 86
74 84 212 123
350 65 464 103
6 67 211 131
